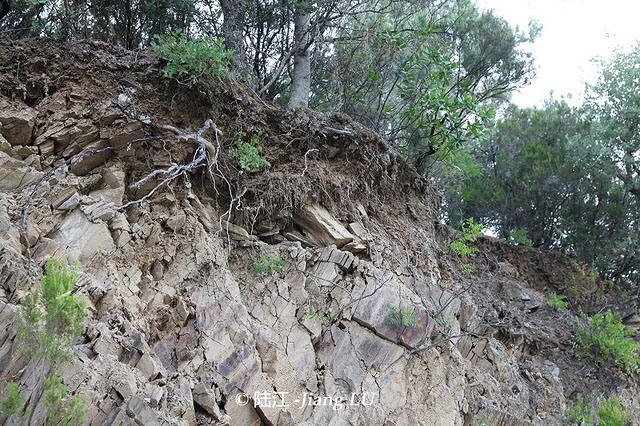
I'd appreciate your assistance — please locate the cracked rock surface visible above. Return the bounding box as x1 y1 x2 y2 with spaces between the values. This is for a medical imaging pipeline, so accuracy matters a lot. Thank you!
1 38 640 426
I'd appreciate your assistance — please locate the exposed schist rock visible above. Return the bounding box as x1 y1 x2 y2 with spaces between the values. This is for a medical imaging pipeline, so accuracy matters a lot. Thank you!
69 140 112 176
51 209 115 262
136 353 161 380
351 274 433 348
318 246 357 271
81 199 116 222
89 164 126 205
224 222 258 242
50 187 80 210
112 374 138 399
0 133 12 155
171 377 197 426
30 237 68 262
126 395 161 426
166 210 186 232
294 204 354 247
192 382 231 424
342 241 367 253
0 152 43 190
0 99 36 145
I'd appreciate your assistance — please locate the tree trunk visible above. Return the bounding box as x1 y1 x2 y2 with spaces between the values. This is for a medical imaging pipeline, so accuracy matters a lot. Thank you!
220 0 255 86
288 7 311 108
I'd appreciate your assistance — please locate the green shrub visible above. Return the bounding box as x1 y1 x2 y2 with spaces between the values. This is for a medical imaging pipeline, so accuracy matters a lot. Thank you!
44 375 87 426
506 228 533 247
2 382 27 419
449 218 483 257
17 258 86 367
384 304 419 327
151 30 232 85
574 309 640 374
253 253 287 276
13 258 87 425
597 395 631 426
229 131 270 171
564 395 593 426
547 292 569 310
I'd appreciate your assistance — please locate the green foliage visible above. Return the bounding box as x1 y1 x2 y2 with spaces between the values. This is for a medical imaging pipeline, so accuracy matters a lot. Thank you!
547 292 569 310
506 228 533 247
17 258 86 367
2 382 27 419
460 263 476 275
574 309 640 375
151 30 232 85
12 258 87 425
597 395 632 426
449 218 483 257
564 395 593 426
384 304 419 327
43 375 87 426
229 131 271 171
307 309 334 324
253 253 287 276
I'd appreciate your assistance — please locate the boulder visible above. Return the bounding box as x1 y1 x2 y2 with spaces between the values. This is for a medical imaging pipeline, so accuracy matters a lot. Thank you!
294 204 354 247
0 99 36 145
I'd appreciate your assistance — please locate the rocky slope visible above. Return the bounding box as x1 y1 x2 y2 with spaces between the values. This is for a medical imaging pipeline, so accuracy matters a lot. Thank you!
1 37 639 426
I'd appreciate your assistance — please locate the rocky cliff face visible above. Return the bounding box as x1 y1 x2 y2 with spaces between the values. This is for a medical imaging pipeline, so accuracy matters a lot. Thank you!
1 38 639 426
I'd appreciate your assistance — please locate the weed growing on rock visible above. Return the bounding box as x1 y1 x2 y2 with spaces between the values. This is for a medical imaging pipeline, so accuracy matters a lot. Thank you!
546 291 569 310
17 258 86 367
597 394 632 426
229 131 271 171
384 304 419 327
574 309 640 375
307 309 335 323
449 218 483 257
1 382 28 421
564 395 593 425
10 258 87 425
253 253 288 275
151 30 232 85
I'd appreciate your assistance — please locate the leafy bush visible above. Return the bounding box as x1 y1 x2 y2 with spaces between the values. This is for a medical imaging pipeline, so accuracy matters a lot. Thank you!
17 258 86 367
44 375 87 426
253 253 287 276
12 258 87 425
2 382 27 419
547 292 569 310
384 304 419 327
597 395 632 426
449 217 483 257
151 30 232 85
564 395 593 426
506 228 533 247
574 309 640 374
229 131 271 171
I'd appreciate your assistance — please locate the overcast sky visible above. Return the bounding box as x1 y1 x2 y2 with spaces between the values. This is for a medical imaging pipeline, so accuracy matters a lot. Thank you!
476 0 640 107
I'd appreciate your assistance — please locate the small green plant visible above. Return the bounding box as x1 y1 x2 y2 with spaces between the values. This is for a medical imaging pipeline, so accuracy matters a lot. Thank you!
44 375 87 426
436 317 449 326
547 291 569 310
449 218 483 257
597 395 632 426
564 395 593 425
229 131 271 171
506 228 533 247
17 258 86 367
574 309 640 375
384 304 419 327
151 29 232 85
308 309 335 323
461 263 476 275
2 382 28 420
253 253 288 276
13 258 87 425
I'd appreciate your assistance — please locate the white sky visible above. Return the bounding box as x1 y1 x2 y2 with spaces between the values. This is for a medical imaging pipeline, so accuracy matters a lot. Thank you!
476 0 640 107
